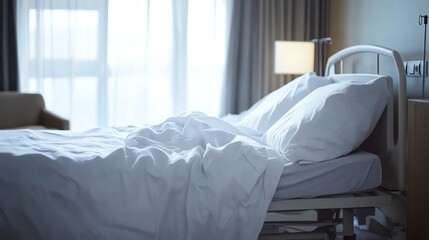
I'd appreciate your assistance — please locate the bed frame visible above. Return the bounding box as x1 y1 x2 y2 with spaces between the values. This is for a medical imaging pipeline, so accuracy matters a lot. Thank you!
260 45 407 240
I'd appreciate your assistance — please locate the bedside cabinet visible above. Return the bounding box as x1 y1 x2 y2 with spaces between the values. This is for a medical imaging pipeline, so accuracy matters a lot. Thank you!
407 99 429 240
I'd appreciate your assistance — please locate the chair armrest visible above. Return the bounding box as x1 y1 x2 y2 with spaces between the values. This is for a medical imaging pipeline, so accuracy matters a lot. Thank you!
40 110 70 130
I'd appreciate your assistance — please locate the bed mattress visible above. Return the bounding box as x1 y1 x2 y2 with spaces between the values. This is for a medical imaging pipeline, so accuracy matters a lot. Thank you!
273 150 382 200
0 127 382 202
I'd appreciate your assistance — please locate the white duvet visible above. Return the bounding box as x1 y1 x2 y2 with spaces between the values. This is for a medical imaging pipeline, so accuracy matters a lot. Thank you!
0 112 285 240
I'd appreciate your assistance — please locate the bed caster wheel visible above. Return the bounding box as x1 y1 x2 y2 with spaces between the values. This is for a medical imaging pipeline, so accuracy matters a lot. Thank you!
343 234 356 240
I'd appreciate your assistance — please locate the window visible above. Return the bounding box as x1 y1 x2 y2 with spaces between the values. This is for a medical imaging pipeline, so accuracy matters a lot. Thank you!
18 0 107 130
17 0 231 130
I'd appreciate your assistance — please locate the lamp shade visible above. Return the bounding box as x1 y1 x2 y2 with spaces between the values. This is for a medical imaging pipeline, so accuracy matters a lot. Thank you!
274 41 315 74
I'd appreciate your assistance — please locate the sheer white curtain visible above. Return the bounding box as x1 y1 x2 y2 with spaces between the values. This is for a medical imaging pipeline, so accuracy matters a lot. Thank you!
17 0 232 130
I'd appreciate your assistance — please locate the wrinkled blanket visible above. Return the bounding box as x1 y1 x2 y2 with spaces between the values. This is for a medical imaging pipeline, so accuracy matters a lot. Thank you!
0 112 285 240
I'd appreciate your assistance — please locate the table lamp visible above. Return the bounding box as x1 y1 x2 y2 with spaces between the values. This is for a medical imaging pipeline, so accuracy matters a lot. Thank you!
274 41 315 75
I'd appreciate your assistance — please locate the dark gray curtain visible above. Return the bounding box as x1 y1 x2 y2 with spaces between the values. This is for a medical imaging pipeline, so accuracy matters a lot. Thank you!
224 0 329 114
0 0 19 91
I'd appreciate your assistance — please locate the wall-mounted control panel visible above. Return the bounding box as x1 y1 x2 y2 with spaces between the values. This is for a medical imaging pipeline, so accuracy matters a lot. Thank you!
404 60 428 77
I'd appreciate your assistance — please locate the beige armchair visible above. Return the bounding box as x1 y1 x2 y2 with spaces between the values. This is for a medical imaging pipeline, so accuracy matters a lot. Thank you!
0 92 70 130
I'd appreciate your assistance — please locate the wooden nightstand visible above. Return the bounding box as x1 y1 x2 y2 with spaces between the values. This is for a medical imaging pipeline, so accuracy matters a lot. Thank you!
407 99 429 240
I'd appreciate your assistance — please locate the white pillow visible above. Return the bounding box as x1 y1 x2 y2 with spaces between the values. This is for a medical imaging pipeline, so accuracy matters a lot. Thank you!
262 76 390 163
237 72 331 132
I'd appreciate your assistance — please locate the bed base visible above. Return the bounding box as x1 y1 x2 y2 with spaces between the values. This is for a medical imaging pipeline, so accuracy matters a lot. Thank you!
259 189 391 240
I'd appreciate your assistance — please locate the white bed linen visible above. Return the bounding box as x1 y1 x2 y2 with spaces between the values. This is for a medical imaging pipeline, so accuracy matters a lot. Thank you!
0 112 285 240
273 150 381 200
262 77 389 163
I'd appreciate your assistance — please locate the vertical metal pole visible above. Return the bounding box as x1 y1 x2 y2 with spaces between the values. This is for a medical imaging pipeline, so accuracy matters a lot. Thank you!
376 54 380 75
420 15 428 99
311 37 332 76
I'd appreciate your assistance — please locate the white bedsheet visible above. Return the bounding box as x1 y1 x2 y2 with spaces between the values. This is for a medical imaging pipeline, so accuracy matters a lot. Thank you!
0 112 285 240
274 150 382 200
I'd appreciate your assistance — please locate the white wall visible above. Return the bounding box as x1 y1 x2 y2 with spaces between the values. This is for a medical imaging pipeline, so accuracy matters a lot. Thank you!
329 0 429 98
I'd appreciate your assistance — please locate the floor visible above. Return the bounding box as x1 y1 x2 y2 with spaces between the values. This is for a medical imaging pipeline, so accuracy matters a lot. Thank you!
349 225 406 240
351 227 390 240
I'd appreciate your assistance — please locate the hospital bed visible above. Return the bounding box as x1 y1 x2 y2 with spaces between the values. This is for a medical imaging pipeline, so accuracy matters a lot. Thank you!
0 45 406 240
260 45 407 239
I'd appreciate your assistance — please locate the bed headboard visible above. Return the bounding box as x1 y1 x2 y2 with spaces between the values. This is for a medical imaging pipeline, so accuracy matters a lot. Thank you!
325 45 407 192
